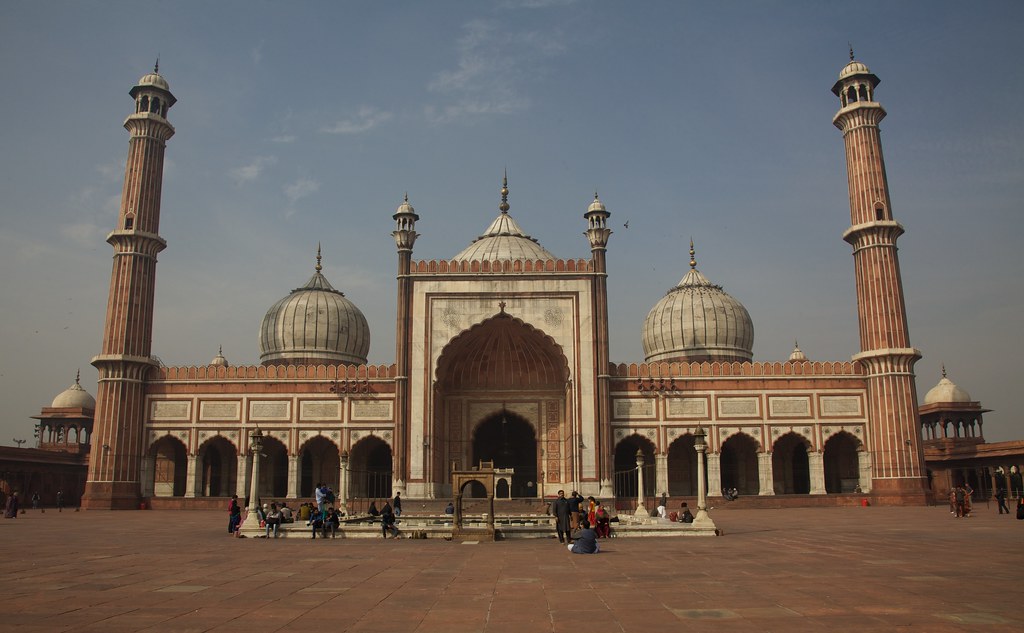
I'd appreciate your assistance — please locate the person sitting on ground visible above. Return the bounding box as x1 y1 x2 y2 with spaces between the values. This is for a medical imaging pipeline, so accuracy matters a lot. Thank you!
594 501 611 538
308 507 325 539
367 501 380 517
381 505 400 539
444 501 455 515
679 502 694 524
325 506 341 538
265 503 282 539
569 524 600 554
279 502 293 523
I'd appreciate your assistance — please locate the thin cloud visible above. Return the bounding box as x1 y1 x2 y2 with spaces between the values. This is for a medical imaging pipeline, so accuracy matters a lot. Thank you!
229 156 276 185
426 19 566 123
270 134 296 143
321 106 393 135
283 177 320 218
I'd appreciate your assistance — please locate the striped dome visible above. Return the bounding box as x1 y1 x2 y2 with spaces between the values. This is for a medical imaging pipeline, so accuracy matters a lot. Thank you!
258 259 369 366
642 257 754 364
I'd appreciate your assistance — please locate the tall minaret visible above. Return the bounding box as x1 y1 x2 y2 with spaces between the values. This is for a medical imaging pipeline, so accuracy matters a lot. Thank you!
832 52 927 502
392 193 419 493
584 193 613 494
82 65 175 509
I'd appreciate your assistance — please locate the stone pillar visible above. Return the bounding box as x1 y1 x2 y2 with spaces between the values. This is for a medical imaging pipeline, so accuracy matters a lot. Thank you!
238 453 251 504
808 451 826 495
339 451 350 514
655 453 669 499
287 454 299 499
858 451 872 493
184 454 199 498
633 449 648 517
758 452 774 496
707 453 722 497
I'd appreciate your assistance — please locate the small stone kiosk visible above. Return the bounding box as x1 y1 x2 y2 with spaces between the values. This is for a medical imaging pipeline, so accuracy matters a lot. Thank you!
450 460 498 541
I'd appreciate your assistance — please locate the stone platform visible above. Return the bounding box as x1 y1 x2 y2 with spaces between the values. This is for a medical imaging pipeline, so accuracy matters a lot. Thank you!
1 505 1021 631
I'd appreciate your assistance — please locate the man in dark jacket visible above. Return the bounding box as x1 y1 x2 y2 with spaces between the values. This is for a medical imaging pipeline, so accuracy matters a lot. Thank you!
551 490 571 543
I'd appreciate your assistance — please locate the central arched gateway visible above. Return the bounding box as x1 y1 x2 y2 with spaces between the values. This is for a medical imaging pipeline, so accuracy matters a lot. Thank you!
431 311 570 498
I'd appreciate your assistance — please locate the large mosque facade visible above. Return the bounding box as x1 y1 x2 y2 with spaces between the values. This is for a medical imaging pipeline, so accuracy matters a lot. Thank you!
76 56 939 510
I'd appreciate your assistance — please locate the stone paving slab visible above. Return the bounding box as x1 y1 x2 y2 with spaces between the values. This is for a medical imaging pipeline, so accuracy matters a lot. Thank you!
0 506 1021 632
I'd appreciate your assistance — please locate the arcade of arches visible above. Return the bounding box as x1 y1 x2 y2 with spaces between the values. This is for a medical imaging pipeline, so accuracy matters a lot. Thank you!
143 433 394 502
611 430 866 501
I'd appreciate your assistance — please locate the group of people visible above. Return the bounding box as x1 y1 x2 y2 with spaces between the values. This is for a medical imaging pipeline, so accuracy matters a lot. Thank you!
366 492 404 538
549 490 612 553
949 483 975 518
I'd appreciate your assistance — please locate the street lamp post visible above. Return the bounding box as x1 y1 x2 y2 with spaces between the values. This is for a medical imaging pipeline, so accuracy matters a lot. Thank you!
692 426 716 530
634 448 648 517
240 427 264 534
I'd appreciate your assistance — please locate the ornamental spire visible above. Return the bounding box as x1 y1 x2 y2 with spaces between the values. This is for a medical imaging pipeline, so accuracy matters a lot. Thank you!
499 170 510 214
848 43 854 62
315 243 322 273
689 238 697 269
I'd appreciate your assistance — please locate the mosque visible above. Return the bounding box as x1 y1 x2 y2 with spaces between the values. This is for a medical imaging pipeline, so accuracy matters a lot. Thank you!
16 55 1018 512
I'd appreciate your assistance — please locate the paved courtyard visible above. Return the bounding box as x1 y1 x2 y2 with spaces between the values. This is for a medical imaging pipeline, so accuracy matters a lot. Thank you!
1 504 1021 632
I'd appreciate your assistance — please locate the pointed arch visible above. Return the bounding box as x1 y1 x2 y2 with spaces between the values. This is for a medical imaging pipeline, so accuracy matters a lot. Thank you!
613 434 657 500
771 432 811 494
198 435 238 497
720 432 760 495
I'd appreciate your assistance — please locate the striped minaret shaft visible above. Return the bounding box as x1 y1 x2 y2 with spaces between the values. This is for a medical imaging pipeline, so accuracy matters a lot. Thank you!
832 56 927 500
82 67 175 510
392 194 419 491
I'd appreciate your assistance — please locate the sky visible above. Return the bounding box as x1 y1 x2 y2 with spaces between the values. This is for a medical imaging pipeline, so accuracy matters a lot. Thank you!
1 1 1022 444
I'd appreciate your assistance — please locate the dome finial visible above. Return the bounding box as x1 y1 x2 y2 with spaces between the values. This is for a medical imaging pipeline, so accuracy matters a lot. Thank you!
154 56 160 74
848 43 854 62
499 170 510 213
315 243 322 273
218 344 223 355
689 238 696 269
75 368 81 386
404 192 409 203
941 363 946 378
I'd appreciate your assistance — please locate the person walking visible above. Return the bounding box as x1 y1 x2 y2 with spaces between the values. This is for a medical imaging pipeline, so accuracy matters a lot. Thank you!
56 491 64 512
551 490 571 543
314 483 327 514
393 492 403 517
4 492 19 519
996 488 1010 515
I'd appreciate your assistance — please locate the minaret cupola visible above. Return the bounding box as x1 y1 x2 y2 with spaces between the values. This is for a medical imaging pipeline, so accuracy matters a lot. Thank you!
130 60 176 120
831 47 879 108
392 193 419 253
584 192 612 250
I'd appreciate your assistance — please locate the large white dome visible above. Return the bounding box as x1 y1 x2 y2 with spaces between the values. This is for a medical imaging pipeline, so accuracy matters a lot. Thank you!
258 255 370 366
642 246 754 363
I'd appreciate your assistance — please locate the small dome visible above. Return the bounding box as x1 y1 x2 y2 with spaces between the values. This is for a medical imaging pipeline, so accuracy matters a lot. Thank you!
838 60 871 81
452 177 555 262
210 346 229 367
395 195 415 216
642 245 754 363
924 368 972 405
587 193 607 214
137 71 170 92
51 372 95 409
259 253 370 366
788 342 807 362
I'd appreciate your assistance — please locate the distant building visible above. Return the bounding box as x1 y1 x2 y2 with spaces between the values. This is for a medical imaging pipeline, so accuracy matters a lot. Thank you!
0 374 92 508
